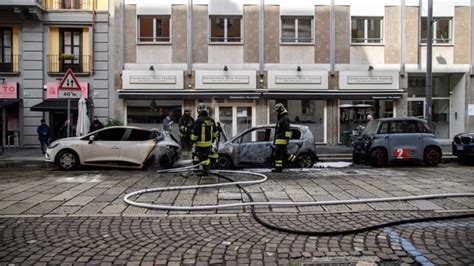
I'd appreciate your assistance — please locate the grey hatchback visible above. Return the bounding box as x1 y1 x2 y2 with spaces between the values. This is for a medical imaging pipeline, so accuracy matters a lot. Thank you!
352 117 442 167
215 124 318 169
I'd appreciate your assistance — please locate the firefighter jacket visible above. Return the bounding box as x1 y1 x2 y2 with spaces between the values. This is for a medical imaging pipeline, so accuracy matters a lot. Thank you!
178 114 194 138
191 111 217 147
274 112 292 145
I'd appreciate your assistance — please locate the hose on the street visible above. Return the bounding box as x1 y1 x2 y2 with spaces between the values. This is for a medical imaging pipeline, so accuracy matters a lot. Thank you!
123 165 474 235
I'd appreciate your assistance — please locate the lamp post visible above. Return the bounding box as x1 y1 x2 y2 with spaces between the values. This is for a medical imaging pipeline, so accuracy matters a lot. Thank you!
425 0 433 130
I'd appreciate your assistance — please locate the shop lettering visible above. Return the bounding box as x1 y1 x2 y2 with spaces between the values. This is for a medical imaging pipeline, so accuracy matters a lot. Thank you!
0 82 18 99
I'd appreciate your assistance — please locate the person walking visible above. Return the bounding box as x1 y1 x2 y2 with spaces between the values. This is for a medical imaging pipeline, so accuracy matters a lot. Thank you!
37 119 50 155
60 120 75 138
272 103 296 173
162 112 173 132
90 116 104 132
178 109 194 157
191 103 217 174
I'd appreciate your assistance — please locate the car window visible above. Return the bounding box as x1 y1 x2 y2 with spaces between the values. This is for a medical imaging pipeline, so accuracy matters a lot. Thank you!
291 129 301 140
128 129 153 141
94 128 127 141
378 122 388 134
389 121 419 134
364 120 380 135
241 128 271 143
417 121 431 133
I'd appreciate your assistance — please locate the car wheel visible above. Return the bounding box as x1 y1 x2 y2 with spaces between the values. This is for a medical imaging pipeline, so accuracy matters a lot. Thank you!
369 148 387 167
57 150 79 171
296 153 315 168
216 155 233 169
424 146 441 166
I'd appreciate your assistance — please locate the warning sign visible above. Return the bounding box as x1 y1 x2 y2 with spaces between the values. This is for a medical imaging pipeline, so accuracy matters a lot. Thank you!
58 69 82 98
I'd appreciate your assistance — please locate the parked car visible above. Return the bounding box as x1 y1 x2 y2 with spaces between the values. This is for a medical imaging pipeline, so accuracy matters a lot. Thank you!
351 117 442 167
45 126 180 170
214 124 318 169
452 131 474 161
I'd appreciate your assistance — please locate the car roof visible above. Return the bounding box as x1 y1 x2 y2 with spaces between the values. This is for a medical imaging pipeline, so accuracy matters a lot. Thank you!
253 124 309 130
375 117 427 123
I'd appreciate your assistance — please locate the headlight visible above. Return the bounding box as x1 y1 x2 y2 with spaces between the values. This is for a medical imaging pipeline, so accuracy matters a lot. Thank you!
48 141 60 149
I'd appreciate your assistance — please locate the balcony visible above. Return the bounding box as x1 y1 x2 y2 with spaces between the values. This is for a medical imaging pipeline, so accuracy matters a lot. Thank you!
43 0 92 10
47 54 90 75
0 55 21 74
0 0 42 7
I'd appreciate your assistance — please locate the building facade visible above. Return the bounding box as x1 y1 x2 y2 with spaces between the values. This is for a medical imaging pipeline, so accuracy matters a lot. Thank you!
120 0 471 144
0 0 114 147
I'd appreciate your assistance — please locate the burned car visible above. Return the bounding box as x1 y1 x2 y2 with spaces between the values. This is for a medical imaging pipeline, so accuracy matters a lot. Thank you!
46 126 180 170
214 124 318 169
352 118 442 167
452 131 474 161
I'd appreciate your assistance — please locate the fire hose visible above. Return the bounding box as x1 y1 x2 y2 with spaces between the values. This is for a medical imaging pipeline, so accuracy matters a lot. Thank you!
124 165 474 236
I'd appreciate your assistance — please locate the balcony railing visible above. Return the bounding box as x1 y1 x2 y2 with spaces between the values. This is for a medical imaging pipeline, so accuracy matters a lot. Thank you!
43 0 93 10
0 54 20 73
48 54 90 74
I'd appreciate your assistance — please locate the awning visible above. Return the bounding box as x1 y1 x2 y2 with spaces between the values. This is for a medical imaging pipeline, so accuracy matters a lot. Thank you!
0 99 20 109
118 89 404 101
118 90 263 100
30 100 79 112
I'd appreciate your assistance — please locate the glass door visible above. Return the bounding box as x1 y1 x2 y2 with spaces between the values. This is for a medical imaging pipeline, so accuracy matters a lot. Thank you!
408 99 449 139
204 103 254 138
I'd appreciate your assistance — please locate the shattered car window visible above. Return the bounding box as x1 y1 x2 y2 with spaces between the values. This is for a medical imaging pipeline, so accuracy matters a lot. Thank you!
363 120 380 136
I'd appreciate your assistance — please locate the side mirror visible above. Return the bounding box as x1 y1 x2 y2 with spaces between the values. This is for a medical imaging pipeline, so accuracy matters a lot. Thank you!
88 135 95 144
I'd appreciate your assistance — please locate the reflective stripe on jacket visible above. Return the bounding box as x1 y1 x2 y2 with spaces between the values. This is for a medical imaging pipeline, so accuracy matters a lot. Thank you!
191 113 217 147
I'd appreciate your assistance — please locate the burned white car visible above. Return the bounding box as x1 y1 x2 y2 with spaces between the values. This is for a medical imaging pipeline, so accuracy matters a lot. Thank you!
215 124 318 169
46 126 180 170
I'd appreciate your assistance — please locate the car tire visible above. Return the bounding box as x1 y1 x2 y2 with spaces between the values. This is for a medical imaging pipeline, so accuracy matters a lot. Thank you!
216 155 233 169
57 149 79 171
296 153 316 168
423 146 441 166
369 148 387 167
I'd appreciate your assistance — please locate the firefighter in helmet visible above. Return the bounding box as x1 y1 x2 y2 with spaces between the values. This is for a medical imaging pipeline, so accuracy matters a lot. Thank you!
191 103 217 174
273 103 296 172
178 109 194 157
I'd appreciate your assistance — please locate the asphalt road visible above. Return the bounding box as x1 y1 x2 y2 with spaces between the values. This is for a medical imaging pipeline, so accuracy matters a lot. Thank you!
0 163 473 265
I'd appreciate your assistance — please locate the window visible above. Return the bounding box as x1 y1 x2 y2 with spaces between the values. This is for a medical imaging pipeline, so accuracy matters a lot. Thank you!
128 129 153 141
389 121 419 134
281 17 313 43
351 17 383 44
210 16 242 43
0 28 13 72
62 0 81 9
138 16 170 43
421 17 452 44
95 128 126 141
60 29 83 72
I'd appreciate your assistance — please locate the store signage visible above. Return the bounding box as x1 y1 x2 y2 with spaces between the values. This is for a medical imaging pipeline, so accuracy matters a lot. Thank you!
372 95 402 100
203 75 250 84
129 75 176 84
47 82 88 99
275 75 322 84
347 76 393 84
0 82 18 99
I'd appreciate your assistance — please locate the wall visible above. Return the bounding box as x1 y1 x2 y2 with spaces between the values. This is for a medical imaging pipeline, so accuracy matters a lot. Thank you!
450 74 466 135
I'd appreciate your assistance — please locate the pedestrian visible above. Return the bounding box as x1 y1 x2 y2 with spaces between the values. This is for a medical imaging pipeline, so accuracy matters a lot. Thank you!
37 119 50 154
367 114 374 122
90 116 104 132
272 103 297 173
60 120 75 138
191 103 217 175
162 112 173 132
178 109 194 157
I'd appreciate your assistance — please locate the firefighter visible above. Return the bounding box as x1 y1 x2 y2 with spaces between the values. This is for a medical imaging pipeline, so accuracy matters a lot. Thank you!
272 103 297 173
178 109 194 157
191 103 217 174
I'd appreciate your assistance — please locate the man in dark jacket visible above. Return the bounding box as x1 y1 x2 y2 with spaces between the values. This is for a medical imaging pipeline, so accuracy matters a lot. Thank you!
191 103 217 173
178 109 194 156
37 119 50 155
90 116 104 132
272 103 296 172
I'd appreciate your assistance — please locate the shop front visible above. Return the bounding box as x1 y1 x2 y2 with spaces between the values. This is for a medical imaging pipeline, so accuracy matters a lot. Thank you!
0 81 20 147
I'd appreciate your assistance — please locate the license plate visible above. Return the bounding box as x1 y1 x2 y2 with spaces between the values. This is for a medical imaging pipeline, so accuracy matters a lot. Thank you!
456 145 464 151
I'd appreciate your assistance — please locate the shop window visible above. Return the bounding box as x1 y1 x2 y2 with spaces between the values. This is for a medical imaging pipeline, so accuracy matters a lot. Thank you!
408 76 450 97
281 16 313 43
210 16 242 43
138 16 171 43
351 17 383 44
421 17 452 44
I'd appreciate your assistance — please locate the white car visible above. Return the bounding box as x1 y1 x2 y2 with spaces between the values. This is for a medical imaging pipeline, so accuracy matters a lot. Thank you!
45 126 180 170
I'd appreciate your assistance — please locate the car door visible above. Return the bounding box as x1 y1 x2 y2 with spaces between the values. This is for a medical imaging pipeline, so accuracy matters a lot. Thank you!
119 129 156 166
288 128 304 155
81 128 127 164
387 120 422 160
237 128 274 165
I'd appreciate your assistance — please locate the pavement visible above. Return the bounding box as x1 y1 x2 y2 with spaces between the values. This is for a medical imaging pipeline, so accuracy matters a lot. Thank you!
0 146 473 265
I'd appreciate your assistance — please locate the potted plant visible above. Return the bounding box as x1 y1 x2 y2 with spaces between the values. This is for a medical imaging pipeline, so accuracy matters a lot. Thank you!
60 53 75 60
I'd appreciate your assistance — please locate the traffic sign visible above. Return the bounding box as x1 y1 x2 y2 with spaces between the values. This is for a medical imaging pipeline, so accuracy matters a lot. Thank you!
58 69 81 91
58 89 82 99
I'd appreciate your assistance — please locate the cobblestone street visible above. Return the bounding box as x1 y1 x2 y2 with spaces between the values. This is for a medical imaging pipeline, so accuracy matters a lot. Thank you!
0 164 473 264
